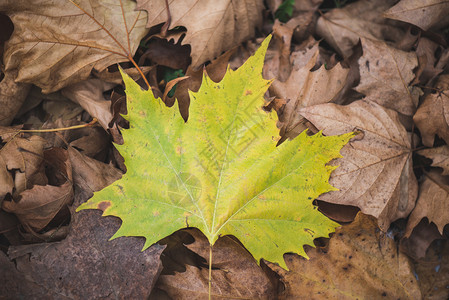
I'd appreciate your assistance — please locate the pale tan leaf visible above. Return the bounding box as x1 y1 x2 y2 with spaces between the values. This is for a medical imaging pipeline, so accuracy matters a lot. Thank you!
0 70 31 126
414 74 449 147
300 100 417 230
405 171 449 237
315 0 404 57
418 146 449 175
1 0 148 93
384 0 449 31
356 38 419 116
136 0 264 68
267 213 421 299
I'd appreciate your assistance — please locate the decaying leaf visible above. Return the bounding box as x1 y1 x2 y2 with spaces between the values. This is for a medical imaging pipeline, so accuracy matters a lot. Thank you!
301 100 417 230
155 229 275 299
356 38 419 116
77 36 353 269
405 171 449 237
267 213 422 299
384 0 449 31
414 74 449 147
136 0 264 68
0 70 31 126
0 0 148 93
315 0 404 57
418 145 449 175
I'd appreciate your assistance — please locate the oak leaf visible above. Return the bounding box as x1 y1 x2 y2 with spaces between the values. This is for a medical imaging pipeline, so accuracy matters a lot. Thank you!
0 0 148 93
136 0 264 69
77 36 353 269
301 100 417 230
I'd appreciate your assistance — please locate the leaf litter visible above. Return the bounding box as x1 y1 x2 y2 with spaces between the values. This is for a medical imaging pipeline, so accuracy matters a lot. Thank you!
1 0 449 298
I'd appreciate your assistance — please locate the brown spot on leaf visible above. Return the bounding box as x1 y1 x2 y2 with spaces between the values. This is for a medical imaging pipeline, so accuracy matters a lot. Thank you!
98 201 111 211
244 89 252 95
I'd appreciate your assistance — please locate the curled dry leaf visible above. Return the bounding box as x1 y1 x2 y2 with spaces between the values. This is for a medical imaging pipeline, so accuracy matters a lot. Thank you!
384 0 449 31
0 70 31 126
61 79 115 131
301 100 418 230
356 38 419 116
419 145 449 175
400 219 443 259
2 148 73 232
414 74 449 147
156 229 275 299
0 0 148 93
0 135 47 197
315 0 404 57
136 0 264 69
405 171 449 237
267 213 421 299
271 48 349 141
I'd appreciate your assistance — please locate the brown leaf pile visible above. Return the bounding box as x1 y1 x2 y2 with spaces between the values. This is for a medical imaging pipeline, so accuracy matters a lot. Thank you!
1 0 449 298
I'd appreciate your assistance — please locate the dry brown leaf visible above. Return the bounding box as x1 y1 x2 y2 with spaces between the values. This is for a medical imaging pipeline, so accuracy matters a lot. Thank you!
356 38 419 116
156 229 275 299
0 70 31 126
0 135 47 197
267 213 421 299
414 74 449 147
418 145 449 175
384 0 449 31
315 0 404 57
136 0 264 69
1 0 148 93
271 49 349 141
2 148 73 232
400 219 443 259
61 79 115 131
405 171 449 237
300 100 417 230
414 37 443 85
68 146 122 194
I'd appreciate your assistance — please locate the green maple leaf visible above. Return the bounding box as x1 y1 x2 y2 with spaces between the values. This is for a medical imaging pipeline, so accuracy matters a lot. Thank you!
77 36 353 269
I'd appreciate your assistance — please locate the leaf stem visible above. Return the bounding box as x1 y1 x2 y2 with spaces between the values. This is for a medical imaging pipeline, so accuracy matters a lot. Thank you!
128 55 151 90
19 118 98 133
209 244 213 300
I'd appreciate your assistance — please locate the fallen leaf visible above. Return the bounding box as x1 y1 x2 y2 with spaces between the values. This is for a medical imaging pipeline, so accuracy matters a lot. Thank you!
155 229 275 299
136 0 264 68
267 213 422 299
384 0 449 31
301 100 418 230
2 147 73 232
315 0 404 57
418 146 449 175
139 38 191 71
0 69 31 126
270 48 349 141
77 36 353 269
414 37 443 85
1 0 148 93
405 171 449 237
356 38 419 116
413 239 449 300
4 191 164 299
414 74 449 147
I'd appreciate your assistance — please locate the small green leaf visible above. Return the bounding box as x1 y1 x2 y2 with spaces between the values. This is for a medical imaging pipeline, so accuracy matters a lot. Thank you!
77 35 353 269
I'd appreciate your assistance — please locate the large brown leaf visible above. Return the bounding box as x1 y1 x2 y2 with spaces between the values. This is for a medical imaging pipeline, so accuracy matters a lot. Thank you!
384 0 449 31
405 170 449 237
155 229 275 299
301 100 417 230
315 0 404 57
414 74 449 147
136 0 264 69
356 38 419 116
1 0 148 93
267 213 421 299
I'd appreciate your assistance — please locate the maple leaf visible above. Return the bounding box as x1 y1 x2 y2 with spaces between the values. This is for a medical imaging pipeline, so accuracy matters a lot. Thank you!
77 36 353 269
